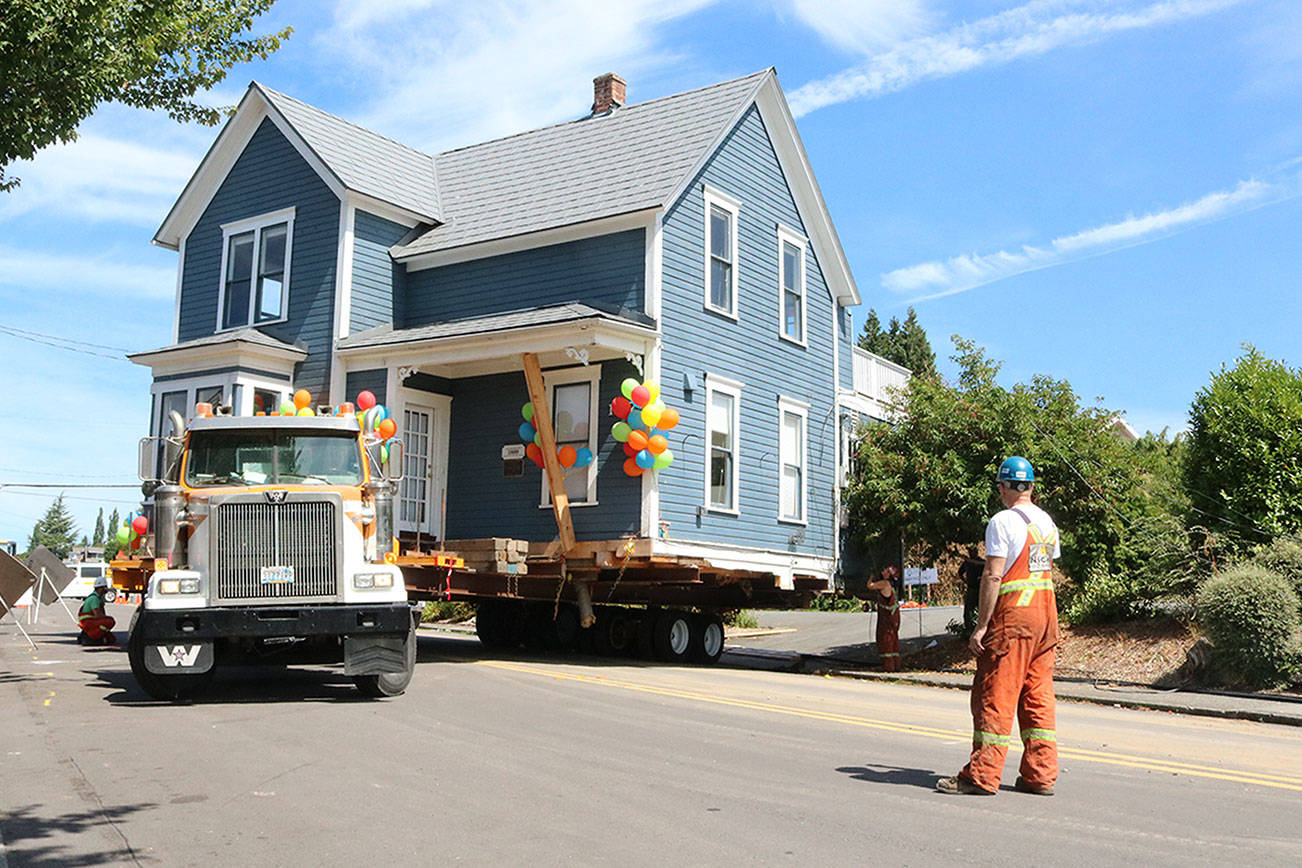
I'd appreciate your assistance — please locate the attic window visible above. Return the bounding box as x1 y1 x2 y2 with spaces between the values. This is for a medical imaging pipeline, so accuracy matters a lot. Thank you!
217 207 295 331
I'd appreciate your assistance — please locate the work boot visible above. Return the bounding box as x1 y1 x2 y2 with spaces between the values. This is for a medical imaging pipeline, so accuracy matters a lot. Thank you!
1014 776 1054 796
936 776 995 795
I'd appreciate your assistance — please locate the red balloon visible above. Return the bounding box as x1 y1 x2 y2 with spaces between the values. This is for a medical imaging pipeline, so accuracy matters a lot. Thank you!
130 537 142 550
356 390 377 411
622 442 638 458
377 418 397 439
630 385 651 407
558 445 577 468
623 457 644 477
131 515 148 535
610 396 632 419
526 443 544 467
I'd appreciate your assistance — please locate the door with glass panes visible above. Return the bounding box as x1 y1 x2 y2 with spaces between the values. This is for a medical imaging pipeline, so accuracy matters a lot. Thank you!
398 403 444 541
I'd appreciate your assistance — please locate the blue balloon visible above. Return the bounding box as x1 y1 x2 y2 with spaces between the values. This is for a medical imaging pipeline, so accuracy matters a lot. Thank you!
627 412 647 431
574 447 593 468
374 405 388 422
635 449 655 469
518 421 536 442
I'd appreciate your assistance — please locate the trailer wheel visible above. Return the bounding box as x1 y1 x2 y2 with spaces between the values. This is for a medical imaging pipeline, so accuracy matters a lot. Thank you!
354 618 416 698
690 613 725 665
552 604 581 652
593 609 635 656
127 620 214 702
652 609 692 663
475 600 514 649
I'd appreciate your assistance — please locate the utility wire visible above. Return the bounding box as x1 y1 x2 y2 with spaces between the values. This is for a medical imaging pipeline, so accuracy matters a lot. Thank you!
0 483 140 489
0 323 132 352
0 324 132 361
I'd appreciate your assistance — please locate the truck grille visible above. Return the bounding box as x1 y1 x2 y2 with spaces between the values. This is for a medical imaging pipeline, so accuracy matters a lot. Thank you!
211 500 339 601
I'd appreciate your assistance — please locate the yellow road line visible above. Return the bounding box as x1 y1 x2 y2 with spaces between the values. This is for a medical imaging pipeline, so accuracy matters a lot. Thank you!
479 660 1302 793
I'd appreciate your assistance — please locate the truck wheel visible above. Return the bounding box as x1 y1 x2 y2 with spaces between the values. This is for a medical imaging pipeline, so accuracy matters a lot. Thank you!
690 613 725 665
127 622 213 702
552 604 581 652
652 609 692 663
593 609 635 656
354 619 416 698
475 600 513 649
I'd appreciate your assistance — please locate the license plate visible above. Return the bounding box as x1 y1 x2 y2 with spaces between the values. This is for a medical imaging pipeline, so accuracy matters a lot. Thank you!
261 565 295 584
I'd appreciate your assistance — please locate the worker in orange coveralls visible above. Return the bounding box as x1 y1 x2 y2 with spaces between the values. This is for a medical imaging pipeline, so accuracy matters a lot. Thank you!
77 576 117 645
864 564 902 672
938 457 1060 796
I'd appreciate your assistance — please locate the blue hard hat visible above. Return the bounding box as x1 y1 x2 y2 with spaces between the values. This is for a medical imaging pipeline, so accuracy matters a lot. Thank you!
998 456 1035 483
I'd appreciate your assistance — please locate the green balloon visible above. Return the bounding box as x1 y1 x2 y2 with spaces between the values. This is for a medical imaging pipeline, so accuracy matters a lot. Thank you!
653 449 674 470
522 402 534 422
611 422 631 442
116 525 130 546
533 431 542 447
621 378 639 400
279 401 295 415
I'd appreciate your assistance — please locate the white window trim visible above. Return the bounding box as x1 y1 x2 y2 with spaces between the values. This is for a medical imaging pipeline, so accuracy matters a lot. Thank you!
703 373 744 515
778 395 809 526
214 206 296 334
539 364 602 508
776 224 808 347
703 185 741 320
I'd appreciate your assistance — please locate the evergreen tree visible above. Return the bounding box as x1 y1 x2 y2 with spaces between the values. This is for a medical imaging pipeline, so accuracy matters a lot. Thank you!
856 306 936 378
28 495 79 559
106 508 121 556
857 309 884 353
92 508 106 547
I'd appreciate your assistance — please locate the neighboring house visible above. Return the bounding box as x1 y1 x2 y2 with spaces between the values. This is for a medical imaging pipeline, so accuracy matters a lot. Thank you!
130 70 903 587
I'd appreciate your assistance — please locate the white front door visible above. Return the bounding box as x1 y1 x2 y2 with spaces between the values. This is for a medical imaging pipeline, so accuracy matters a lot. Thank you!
397 400 447 541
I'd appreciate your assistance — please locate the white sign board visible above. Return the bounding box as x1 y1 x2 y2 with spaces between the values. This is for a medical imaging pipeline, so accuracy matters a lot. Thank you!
903 567 939 586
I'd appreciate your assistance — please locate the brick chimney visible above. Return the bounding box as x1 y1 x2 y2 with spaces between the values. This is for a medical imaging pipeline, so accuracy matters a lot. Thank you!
592 73 626 114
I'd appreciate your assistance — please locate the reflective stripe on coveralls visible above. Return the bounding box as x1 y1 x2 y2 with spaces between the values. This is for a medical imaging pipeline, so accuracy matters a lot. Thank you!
959 508 1060 793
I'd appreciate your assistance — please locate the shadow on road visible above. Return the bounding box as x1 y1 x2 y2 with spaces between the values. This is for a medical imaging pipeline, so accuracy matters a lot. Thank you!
1 802 156 867
836 763 942 790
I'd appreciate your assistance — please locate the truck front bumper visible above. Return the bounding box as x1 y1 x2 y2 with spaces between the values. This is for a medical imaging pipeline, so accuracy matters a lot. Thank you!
132 603 415 643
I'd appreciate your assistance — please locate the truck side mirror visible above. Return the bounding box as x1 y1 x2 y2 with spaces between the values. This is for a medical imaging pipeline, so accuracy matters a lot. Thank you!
139 436 183 484
383 438 404 483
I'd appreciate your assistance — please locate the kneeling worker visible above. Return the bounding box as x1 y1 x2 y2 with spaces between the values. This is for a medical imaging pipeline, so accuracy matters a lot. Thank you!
77 576 117 645
864 564 902 672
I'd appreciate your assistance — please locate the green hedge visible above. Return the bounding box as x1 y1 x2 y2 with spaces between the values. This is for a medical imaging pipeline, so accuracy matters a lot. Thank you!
1195 564 1301 688
1249 538 1302 605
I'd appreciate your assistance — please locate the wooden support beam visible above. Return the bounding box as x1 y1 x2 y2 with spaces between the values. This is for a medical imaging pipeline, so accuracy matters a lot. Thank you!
521 352 576 553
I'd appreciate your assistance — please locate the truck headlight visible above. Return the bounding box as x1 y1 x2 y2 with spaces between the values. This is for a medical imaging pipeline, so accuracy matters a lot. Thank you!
353 572 394 589
158 578 200 594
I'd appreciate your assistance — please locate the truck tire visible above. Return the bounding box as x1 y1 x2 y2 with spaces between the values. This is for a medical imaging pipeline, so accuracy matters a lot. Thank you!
652 609 692 663
475 600 514 649
552 604 581 652
593 609 635 657
690 612 725 665
353 618 416 698
127 620 214 702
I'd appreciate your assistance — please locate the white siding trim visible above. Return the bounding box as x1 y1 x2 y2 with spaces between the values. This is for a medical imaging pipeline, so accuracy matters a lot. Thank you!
703 373 743 514
651 536 834 589
171 237 185 343
391 382 453 541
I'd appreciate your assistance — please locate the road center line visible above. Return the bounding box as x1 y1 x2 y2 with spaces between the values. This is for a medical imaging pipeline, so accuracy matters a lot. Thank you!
479 660 1302 792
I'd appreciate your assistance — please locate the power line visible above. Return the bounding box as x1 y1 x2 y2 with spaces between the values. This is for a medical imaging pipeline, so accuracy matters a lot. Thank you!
0 483 140 489
0 323 132 353
0 324 132 361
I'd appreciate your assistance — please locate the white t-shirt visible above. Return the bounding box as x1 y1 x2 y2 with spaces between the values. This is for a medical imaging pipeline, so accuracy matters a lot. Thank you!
985 503 1061 576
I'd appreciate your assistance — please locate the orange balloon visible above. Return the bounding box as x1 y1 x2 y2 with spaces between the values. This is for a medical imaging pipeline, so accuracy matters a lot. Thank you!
622 457 644 477
627 429 648 452
648 434 668 455
558 445 577 468
658 407 680 430
293 389 312 409
377 418 397 439
526 443 544 467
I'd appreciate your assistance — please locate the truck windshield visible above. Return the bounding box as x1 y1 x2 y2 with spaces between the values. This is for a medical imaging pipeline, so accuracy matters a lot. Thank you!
186 430 363 486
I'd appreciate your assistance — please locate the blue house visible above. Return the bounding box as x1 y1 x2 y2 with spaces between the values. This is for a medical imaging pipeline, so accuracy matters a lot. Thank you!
132 70 900 589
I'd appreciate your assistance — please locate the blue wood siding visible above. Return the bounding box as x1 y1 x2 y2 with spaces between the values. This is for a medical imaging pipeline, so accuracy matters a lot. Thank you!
177 118 340 399
401 230 645 327
351 210 408 333
658 105 838 560
344 369 387 408
444 363 642 542
838 305 854 393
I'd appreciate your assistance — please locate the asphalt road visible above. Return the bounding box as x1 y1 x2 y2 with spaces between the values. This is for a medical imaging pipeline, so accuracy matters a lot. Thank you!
3 605 1300 866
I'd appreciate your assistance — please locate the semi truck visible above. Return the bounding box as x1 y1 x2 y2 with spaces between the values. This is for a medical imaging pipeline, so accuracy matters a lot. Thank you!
119 407 417 701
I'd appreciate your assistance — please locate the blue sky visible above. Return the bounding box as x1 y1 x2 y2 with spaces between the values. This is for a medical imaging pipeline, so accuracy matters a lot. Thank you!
1 0 1297 543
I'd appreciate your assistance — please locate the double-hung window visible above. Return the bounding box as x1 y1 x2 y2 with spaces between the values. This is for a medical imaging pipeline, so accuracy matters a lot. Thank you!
541 366 600 507
218 207 295 331
778 397 808 523
704 374 743 513
777 226 807 345
703 187 740 317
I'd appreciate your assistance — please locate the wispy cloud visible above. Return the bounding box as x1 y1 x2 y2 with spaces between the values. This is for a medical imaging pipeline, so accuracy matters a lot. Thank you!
0 244 175 300
882 175 1299 299
789 0 1245 117
317 0 720 151
784 0 936 54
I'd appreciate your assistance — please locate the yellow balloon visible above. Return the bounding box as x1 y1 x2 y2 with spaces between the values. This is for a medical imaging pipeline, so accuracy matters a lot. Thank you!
297 407 315 416
641 404 662 428
645 381 661 403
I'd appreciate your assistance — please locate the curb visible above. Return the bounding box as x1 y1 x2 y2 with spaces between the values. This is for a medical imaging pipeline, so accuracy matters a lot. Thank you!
826 669 1302 728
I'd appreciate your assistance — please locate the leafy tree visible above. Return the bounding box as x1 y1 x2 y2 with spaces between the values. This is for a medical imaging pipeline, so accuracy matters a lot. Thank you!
1 0 291 190
856 306 936 378
1185 347 1302 554
844 336 1168 582
28 495 79 559
92 507 105 547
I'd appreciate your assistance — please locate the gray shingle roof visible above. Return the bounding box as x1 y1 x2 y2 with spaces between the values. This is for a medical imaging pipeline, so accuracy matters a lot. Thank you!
337 303 656 351
391 70 771 259
255 83 441 222
128 328 307 361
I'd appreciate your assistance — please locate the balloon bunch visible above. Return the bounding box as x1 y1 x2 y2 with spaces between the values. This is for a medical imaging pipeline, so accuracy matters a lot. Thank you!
115 513 149 553
354 390 398 463
610 378 678 476
517 402 594 471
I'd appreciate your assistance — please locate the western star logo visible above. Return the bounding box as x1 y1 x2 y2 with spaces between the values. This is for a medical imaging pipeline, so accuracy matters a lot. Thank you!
157 645 202 667
264 490 288 504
